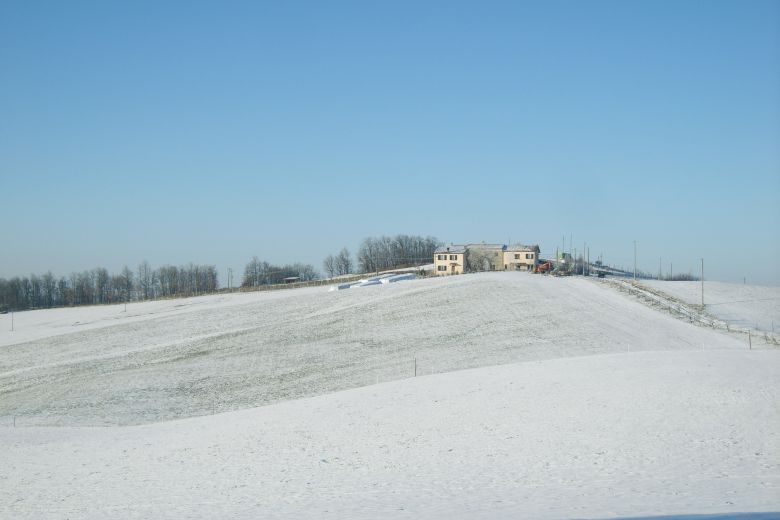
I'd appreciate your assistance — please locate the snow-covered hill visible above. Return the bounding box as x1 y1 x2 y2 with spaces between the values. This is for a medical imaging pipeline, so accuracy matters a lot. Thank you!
2 350 778 519
0 272 751 426
641 280 780 333
1 272 777 519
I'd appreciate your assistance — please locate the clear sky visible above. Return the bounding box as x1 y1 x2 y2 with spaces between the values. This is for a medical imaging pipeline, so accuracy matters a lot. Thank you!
1 1 779 284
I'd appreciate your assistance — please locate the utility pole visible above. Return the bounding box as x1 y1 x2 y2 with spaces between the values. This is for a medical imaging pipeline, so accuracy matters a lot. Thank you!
701 258 704 306
633 241 637 281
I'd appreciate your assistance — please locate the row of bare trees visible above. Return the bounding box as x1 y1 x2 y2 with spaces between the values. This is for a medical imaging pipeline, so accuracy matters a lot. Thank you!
356 235 441 273
151 263 219 297
322 248 354 278
241 257 317 287
0 262 218 312
0 235 441 311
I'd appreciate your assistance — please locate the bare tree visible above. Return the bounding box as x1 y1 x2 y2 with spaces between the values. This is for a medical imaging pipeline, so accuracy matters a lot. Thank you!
138 261 154 300
336 248 353 275
466 249 491 272
57 276 70 306
357 237 379 273
242 256 261 287
323 255 336 278
120 265 134 301
41 271 56 307
93 267 110 304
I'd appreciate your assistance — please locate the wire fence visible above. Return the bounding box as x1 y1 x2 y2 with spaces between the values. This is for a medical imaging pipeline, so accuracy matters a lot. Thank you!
606 278 780 347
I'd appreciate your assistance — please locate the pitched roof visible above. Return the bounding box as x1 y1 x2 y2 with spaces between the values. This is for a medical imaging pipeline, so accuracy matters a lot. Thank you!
435 242 540 255
505 244 540 252
434 245 467 254
466 243 506 251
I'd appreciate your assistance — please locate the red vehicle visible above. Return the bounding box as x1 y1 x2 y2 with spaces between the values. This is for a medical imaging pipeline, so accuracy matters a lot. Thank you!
535 261 553 274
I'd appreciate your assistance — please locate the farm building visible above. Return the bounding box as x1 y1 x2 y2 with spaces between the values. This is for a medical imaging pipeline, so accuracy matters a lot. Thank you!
434 245 467 275
434 243 540 275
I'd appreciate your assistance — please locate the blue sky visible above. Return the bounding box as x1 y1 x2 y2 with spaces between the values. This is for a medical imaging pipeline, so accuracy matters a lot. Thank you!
1 1 778 284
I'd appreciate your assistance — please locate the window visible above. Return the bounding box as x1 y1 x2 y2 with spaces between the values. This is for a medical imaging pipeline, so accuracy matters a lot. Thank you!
526 253 534 259
514 254 520 259
437 255 446 260
437 265 447 271
449 255 457 260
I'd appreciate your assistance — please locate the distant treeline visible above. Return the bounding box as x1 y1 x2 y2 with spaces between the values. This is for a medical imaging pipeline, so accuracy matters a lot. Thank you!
0 262 218 312
241 257 318 288
659 273 699 281
356 235 441 273
0 234 442 312
321 235 441 278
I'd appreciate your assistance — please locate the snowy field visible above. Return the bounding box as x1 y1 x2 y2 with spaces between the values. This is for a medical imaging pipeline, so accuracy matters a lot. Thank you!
1 272 778 519
640 280 780 333
2 350 778 519
0 288 322 348
0 272 752 426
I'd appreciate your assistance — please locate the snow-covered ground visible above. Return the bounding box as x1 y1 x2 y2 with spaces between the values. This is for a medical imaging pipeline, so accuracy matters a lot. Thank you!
0 272 751 426
329 272 418 290
2 350 778 519
0 287 323 348
1 272 778 519
641 280 780 333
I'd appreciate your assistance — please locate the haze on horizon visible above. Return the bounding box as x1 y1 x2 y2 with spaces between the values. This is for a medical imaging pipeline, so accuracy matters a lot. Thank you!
1 1 778 285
